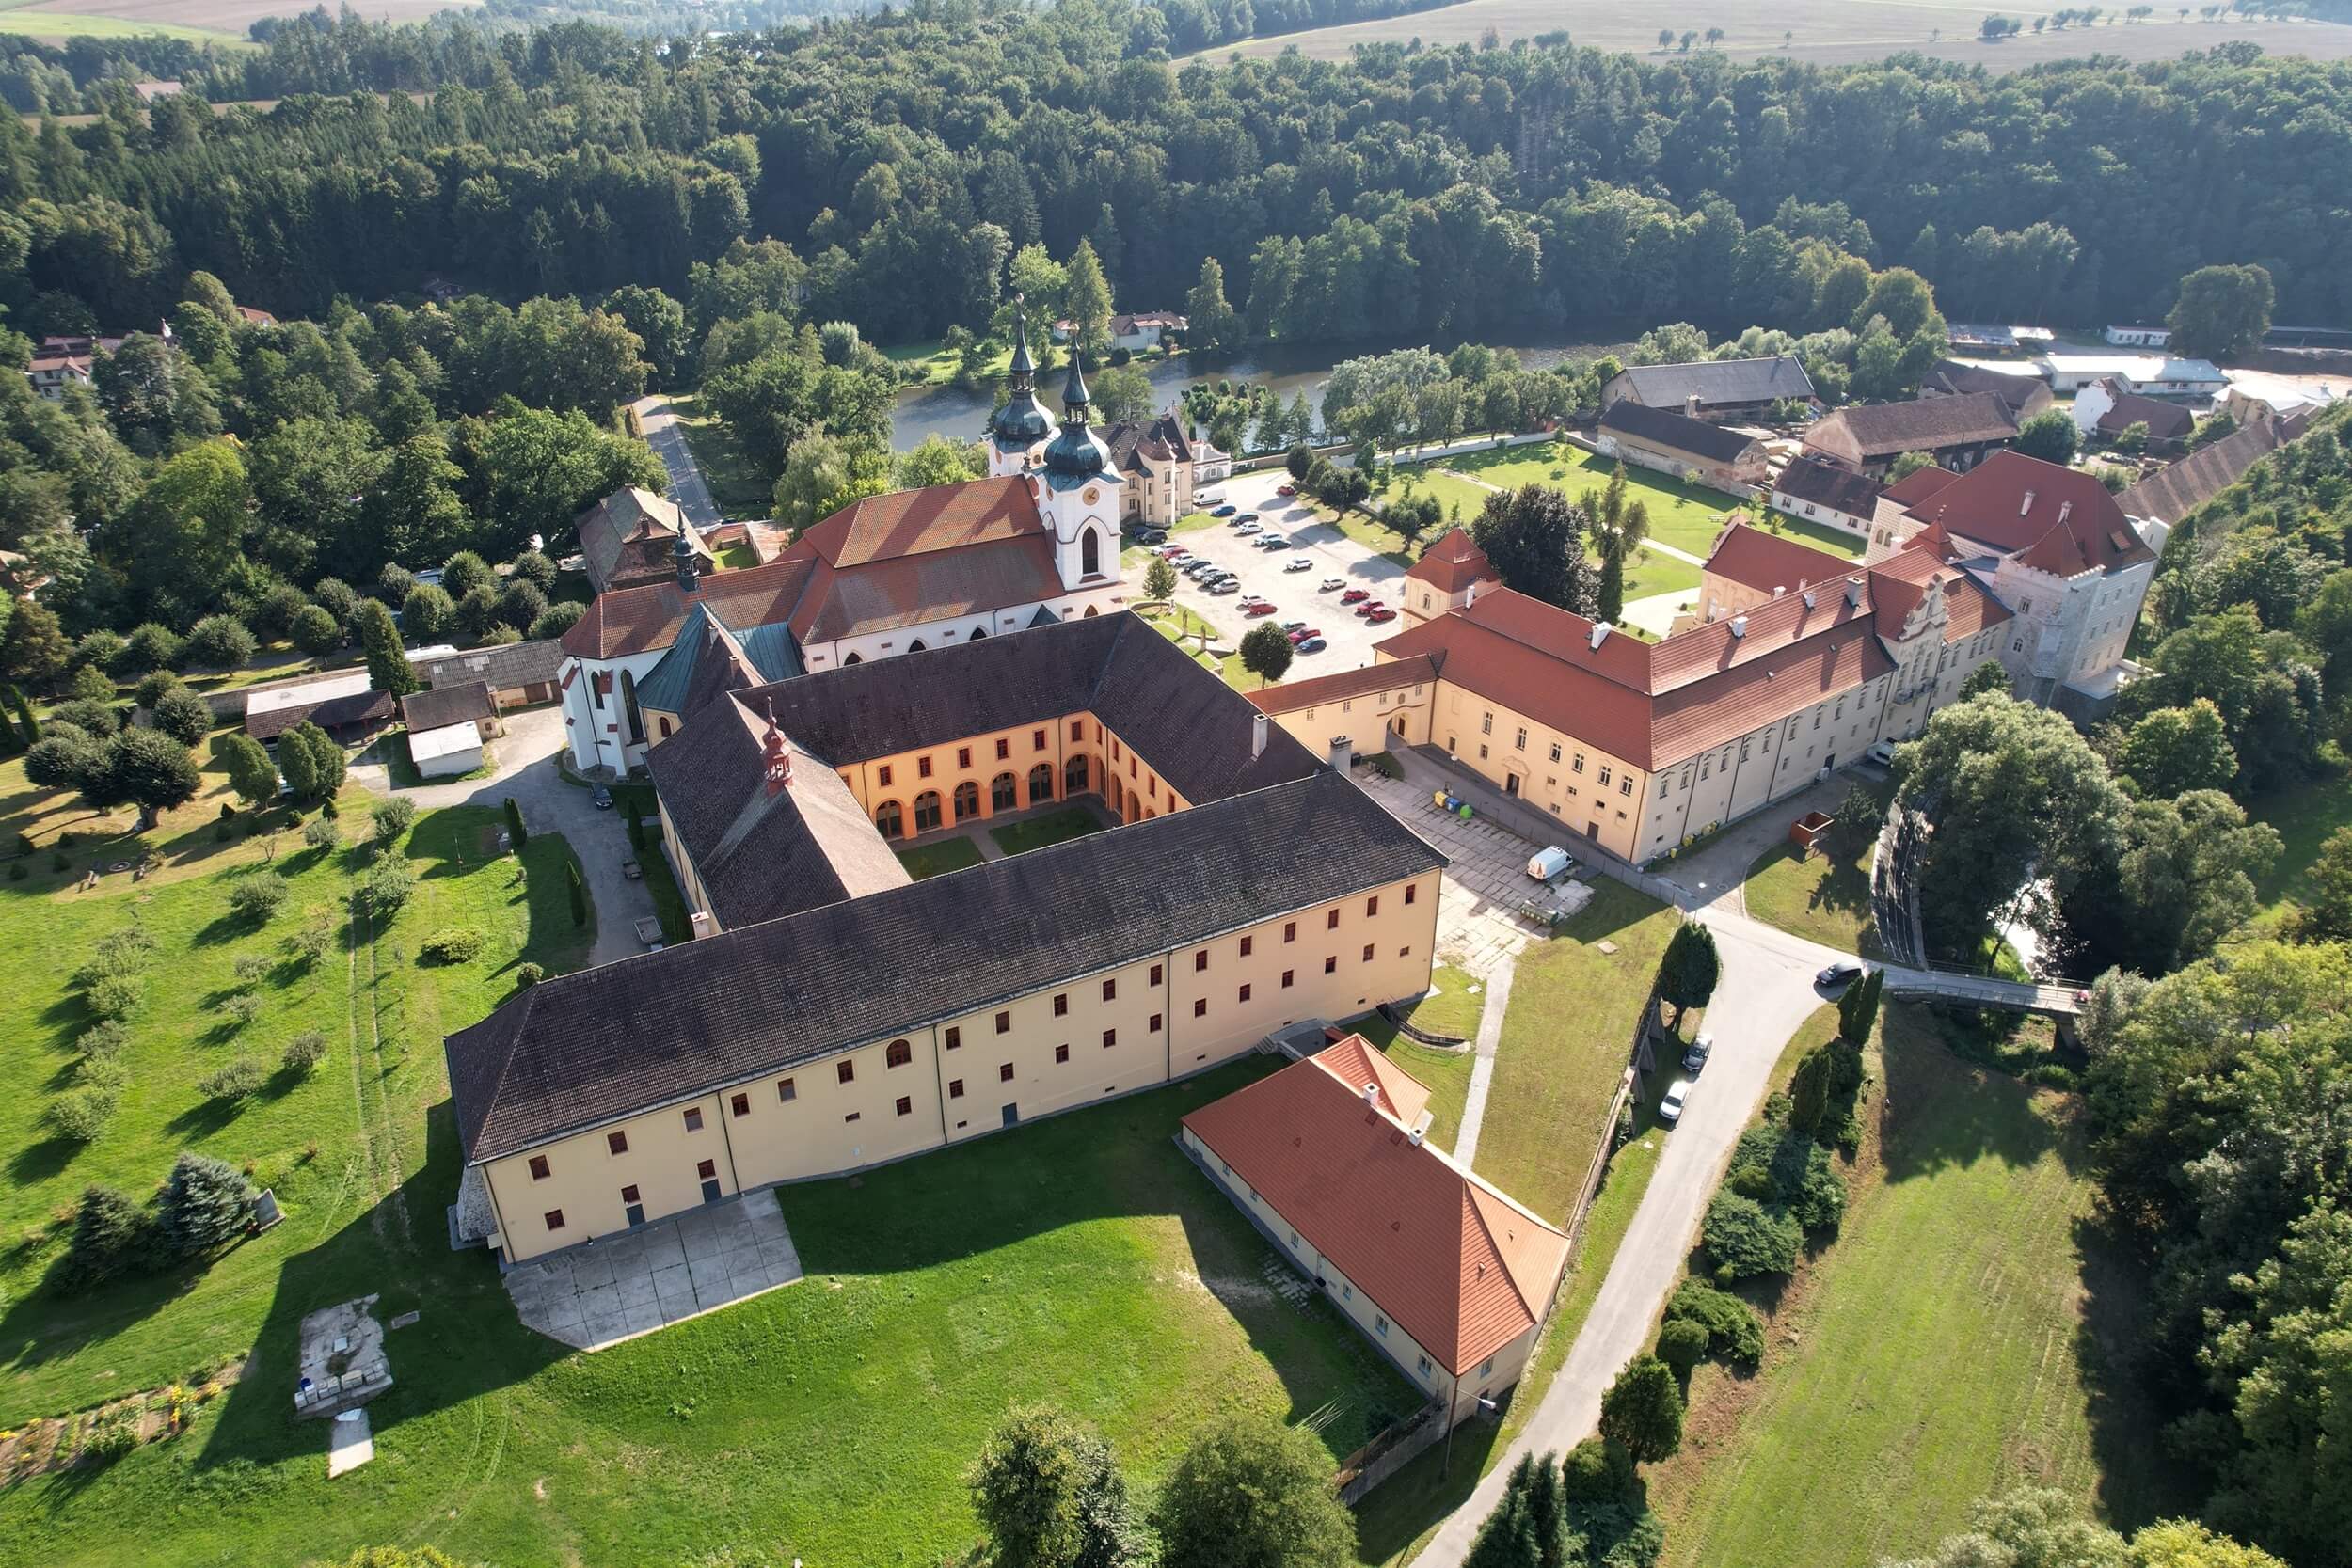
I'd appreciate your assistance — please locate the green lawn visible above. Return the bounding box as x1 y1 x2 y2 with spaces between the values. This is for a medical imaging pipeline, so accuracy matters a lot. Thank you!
1621 546 1702 602
1742 839 1883 957
713 541 761 570
3 1051 1410 1567
1386 467 1494 529
1141 602 1248 687
895 836 987 879
1347 962 1487 1154
989 805 1105 858
1651 1006 2157 1568
1445 444 1754 559
0 10 252 43
2245 760 2351 932
1477 881 1680 1222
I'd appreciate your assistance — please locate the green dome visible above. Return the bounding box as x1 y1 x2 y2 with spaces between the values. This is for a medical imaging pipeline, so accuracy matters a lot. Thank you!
992 388 1053 445
1042 422 1113 480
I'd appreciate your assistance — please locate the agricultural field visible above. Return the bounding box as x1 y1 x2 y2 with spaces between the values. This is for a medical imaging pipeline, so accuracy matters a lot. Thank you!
1192 0 2352 74
0 0 468 43
1647 1006 2164 1567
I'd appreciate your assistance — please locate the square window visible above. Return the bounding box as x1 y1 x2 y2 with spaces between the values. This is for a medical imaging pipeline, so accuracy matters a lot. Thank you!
1149 963 1163 986
1401 945 1412 957
528 1154 550 1180
1239 935 1253 958
778 1077 797 1101
1069 720 1083 740
896 1096 913 1117
1366 895 1379 917
837 1060 855 1085
1284 921 1297 942
544 1209 564 1231
621 1183 640 1204
1101 978 1116 1002
1033 729 1046 751
995 1010 1011 1034
1281 969 1295 989
607 1131 628 1155
1418 1354 1433 1375
1102 1028 1117 1048
1054 992 1069 1017
696 1159 716 1180
1405 883 1417 906
877 764 893 787
999 1062 1015 1083
949 1079 964 1098
918 754 933 778
730 1092 750 1117
1195 949 1209 972
1327 909 1340 930
1056 1043 1071 1064
1193 997 1208 1018
682 1107 703 1132
1237 984 1251 1003
1325 956 1337 974
1149 1012 1162 1033
945 1026 961 1051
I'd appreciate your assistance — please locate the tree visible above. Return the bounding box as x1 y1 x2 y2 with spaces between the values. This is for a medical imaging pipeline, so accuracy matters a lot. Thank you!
370 797 418 849
1090 363 1153 425
1239 623 1295 686
118 623 184 675
1062 240 1114 361
967 1404 1143 1568
1465 1452 1572 1568
25 729 107 791
1470 485 1596 614
1888 450 1937 482
358 600 418 698
2287 825 2352 942
183 614 256 671
1837 967 1885 1043
1144 556 1178 602
86 728 201 829
1597 1355 1684 1464
1184 257 1242 353
566 859 587 926
2113 700 2237 798
58 1184 149 1290
155 1151 255 1258
2067 789 2280 974
277 721 344 802
441 550 494 601
1959 661 2011 700
1657 919 1721 1027
2 599 71 689
151 686 211 747
1152 1412 1356 1568
2168 263 2274 361
772 433 893 532
291 603 343 657
892 435 980 492
497 580 548 635
2015 410 2080 464
503 796 529 851
1287 443 1313 483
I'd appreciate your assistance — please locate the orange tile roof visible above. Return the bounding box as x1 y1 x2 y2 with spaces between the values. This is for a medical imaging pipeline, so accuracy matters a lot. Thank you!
562 557 817 660
1247 655 1439 716
797 474 1046 567
1880 464 1961 508
1867 544 2014 645
1702 519 1851 597
1406 528 1494 594
786 536 1069 643
1900 451 2153 577
1182 1047 1567 1376
1311 1035 1433 1126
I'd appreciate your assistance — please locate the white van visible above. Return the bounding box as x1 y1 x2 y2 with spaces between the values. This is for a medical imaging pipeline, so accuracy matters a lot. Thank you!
1193 487 1225 507
1527 846 1573 881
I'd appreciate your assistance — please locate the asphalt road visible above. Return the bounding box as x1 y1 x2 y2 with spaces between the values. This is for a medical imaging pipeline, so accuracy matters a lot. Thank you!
633 395 724 531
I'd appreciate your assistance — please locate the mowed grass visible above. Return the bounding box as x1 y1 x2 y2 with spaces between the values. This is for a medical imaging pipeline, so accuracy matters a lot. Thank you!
989 805 1105 858
2244 760 2351 933
1448 443 1758 559
0 801 591 1427
1349 962 1486 1153
1742 838 1883 956
895 835 986 879
0 8 248 42
1650 1005 2155 1567
1478 880 1679 1222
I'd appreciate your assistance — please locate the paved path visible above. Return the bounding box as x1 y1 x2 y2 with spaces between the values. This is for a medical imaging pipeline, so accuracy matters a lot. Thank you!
504 1187 803 1351
633 394 723 531
1447 956 1516 1169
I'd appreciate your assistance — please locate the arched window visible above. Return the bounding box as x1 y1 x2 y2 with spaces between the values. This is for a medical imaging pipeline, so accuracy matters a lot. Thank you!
885 1039 912 1069
1081 529 1102 578
1064 754 1089 793
874 800 903 838
914 790 943 833
953 780 980 820
992 772 1018 812
1106 774 1123 815
907 639 928 653
1082 605 1099 618
618 668 646 746
843 653 863 666
970 626 987 640
1027 763 1055 805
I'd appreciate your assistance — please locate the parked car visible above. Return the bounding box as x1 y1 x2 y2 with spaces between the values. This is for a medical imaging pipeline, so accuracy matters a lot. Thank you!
1815 958 1867 991
1235 511 1259 524
1296 636 1327 653
1320 577 1345 593
1659 1079 1692 1125
1211 504 1237 517
1236 521 1263 536
1865 739 1898 766
592 784 614 811
1207 578 1241 594
1139 529 1167 546
1288 626 1322 644
1277 483 1296 496
1285 556 1313 572
1353 599 1385 617
1158 544 1187 558
1682 1034 1713 1074
1281 620 1307 632
1365 607 1397 624
1341 587 1371 604
1242 600 1277 617
1194 489 1225 507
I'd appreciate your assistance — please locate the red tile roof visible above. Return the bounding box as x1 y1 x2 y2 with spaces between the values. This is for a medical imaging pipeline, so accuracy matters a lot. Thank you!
562 557 818 660
1866 543 2013 645
1701 520 1851 597
1880 464 1961 509
1406 528 1494 594
1899 451 2153 577
1311 1035 1433 1126
797 475 1046 567
1247 656 1439 716
1182 1047 1567 1375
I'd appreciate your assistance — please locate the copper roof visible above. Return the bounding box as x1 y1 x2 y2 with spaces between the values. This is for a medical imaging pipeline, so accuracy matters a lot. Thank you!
1182 1046 1568 1375
1248 655 1440 717
1900 451 2153 577
1406 528 1494 594
1702 520 1851 596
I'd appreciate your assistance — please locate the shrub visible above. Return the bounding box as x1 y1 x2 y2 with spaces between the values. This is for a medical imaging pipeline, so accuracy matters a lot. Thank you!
118 622 184 674
530 602 587 641
87 974 143 1022
1560 1435 1639 1505
516 961 544 988
1703 1191 1802 1283
218 993 262 1029
156 1152 256 1255
370 797 416 847
52 697 120 737
70 662 118 703
76 926 157 987
196 1057 268 1102
509 548 557 591
183 614 258 671
359 857 415 916
281 1031 328 1073
1656 1317 1708 1370
292 915 335 962
233 953 270 983
289 603 343 656
1597 1354 1684 1464
58 1184 150 1289
152 686 213 746
81 1415 139 1465
79 1019 129 1062
46 1085 121 1141
303 816 341 852
229 872 291 924
75 628 127 672
132 670 183 710
421 927 485 964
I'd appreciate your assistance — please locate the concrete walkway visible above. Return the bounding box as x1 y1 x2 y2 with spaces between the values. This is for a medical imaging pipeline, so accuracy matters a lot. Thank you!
1446 956 1516 1170
504 1187 803 1351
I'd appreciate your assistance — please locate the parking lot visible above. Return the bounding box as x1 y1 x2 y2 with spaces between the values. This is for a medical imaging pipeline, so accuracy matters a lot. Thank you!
1152 467 1411 677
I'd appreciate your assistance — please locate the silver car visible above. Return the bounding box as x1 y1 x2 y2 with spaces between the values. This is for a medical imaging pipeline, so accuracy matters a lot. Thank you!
1659 1079 1692 1125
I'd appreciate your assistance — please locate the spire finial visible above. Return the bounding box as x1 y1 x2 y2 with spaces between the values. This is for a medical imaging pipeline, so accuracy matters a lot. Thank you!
674 529 700 594
761 697 791 794
1009 293 1035 384
1061 348 1091 424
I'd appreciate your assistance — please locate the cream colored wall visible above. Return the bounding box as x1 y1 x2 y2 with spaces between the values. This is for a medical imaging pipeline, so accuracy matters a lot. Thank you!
836 709 1192 837
1429 682 1652 863
484 872 1439 1263
1635 675 1891 859
1263 678 1435 756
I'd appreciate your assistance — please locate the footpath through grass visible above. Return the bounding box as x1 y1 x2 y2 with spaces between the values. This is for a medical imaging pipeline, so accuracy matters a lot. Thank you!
1649 1005 2160 1568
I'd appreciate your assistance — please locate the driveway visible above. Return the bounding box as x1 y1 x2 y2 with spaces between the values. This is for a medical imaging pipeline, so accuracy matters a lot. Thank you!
503 1187 803 1350
633 395 723 531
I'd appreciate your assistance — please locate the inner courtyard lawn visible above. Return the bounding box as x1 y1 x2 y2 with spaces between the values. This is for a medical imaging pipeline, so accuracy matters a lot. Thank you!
1649 1006 2159 1568
895 835 987 879
989 804 1106 857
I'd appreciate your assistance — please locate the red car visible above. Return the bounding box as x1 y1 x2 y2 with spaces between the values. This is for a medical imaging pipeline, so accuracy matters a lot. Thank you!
1242 600 1278 617
1353 599 1385 617
1340 588 1370 604
1276 483 1296 497
1158 545 1187 558
1365 607 1397 624
1287 626 1322 644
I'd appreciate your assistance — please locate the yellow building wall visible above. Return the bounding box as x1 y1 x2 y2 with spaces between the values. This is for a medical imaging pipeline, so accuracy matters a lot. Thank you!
834 709 1191 839
484 1088 730 1259
1263 677 1436 757
1427 682 1653 862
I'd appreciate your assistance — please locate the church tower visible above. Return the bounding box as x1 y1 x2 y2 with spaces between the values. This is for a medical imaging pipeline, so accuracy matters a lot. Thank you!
986 300 1054 478
1037 352 1120 592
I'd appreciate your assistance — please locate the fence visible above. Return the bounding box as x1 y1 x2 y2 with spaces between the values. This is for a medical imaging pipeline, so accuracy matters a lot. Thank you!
1335 1400 1446 1505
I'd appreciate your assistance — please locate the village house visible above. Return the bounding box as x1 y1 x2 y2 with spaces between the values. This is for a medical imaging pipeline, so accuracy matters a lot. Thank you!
1768 455 1884 543
2072 379 2197 451
1597 356 1817 422
448 610 1444 1265
1801 392 2018 478
24 353 92 401
2036 352 2226 400
2105 325 2171 348
1919 359 2054 423
414 639 564 707
1052 311 1186 353
1595 401 1770 490
1694 519 1851 623
574 487 718 595
1181 1037 1569 1425
244 670 395 750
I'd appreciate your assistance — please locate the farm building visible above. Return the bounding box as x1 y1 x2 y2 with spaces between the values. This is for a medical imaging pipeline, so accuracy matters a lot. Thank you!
1801 393 2019 478
414 640 565 707
244 670 394 748
1596 400 1770 489
400 682 501 780
1598 356 1816 422
1768 455 1884 542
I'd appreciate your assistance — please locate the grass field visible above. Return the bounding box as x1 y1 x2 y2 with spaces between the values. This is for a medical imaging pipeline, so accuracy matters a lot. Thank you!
1648 1004 2161 1566
1186 0 2352 75
1742 838 1883 957
895 835 986 879
4 0 465 40
989 804 1105 858
1350 961 1486 1152
1140 602 1248 687
882 337 1016 388
2245 760 2350 933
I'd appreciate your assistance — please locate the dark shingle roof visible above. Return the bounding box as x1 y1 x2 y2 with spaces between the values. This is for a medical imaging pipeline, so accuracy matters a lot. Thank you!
1599 400 1762 466
2118 419 2298 524
1806 393 2018 460
1610 356 1815 410
446 768 1444 1164
1772 455 1884 517
416 640 565 693
246 689 394 741
400 681 495 734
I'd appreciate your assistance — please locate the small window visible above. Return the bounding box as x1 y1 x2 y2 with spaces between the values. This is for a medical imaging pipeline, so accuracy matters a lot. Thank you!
1418 1354 1433 1375
682 1107 703 1132
1327 909 1340 930
998 1062 1015 1083
1033 728 1046 751
778 1078 797 1102
945 1026 961 1051
696 1159 716 1180
877 764 893 787
1284 921 1297 942
1102 978 1117 1002
1515 727 1527 751
958 746 972 768
1325 956 1337 974
837 1060 855 1085
994 737 1009 760
896 1096 913 1117
995 1011 1011 1034
1069 720 1083 740
1149 1012 1162 1032
1195 950 1209 972
844 1111 861 1123
620 1183 640 1204
1366 895 1379 917
730 1092 750 1117
1237 984 1252 1003
1054 993 1069 1016
1056 1043 1071 1064
607 1131 628 1155
1149 963 1163 986
1362 943 1374 962
917 754 933 778
1375 1315 1389 1338
1103 1028 1117 1048
1480 1356 1495 1377
949 1079 964 1098
528 1154 550 1180
544 1209 564 1231
1239 936 1253 958
1549 742 1562 762
1478 744 1488 760
1404 883 1417 906
1598 766 1612 786
1193 997 1208 1018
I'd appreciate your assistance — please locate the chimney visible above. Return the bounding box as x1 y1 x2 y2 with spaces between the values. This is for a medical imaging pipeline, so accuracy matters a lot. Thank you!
1845 576 1865 609
1772 585 1785 598
2057 500 2073 526
1588 624 1609 652
1327 736 1352 773
1251 712 1268 760
1730 615 1747 639
2020 489 2035 516
1802 589 1818 610
673 531 700 594
1464 578 1478 607
1361 1082 1380 1107
1406 1125 1425 1148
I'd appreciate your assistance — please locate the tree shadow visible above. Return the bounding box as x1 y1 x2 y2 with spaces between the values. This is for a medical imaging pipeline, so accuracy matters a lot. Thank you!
163 1093 250 1142
8 1132 81 1186
1876 1006 2073 1181
2071 1209 2190 1534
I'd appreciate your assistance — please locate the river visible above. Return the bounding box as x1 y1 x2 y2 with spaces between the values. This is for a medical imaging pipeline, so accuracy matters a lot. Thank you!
888 335 1635 450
